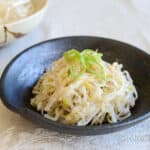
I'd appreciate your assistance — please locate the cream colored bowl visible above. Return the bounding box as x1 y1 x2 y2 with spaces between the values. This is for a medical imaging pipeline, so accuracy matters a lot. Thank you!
0 0 48 46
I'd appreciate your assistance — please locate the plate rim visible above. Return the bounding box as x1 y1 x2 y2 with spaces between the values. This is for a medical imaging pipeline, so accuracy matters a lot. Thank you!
0 36 150 135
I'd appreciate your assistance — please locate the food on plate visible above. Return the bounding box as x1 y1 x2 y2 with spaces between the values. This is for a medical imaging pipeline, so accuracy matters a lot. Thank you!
30 49 138 126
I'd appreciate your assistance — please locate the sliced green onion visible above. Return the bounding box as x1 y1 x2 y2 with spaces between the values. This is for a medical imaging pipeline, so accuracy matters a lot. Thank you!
128 85 134 91
64 49 106 80
70 66 83 80
81 49 103 63
64 49 81 62
62 97 71 109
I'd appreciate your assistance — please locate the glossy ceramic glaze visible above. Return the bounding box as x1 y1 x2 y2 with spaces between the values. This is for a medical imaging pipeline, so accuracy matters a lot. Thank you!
0 36 150 135
0 0 48 46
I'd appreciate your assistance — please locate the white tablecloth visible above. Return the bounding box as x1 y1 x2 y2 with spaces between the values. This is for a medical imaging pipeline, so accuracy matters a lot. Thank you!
0 0 150 149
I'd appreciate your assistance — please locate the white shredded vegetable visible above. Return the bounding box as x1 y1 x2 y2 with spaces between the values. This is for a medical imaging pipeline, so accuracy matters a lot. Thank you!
30 50 138 126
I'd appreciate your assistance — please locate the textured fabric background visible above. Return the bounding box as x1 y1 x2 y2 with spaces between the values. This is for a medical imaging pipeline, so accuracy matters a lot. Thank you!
0 0 150 149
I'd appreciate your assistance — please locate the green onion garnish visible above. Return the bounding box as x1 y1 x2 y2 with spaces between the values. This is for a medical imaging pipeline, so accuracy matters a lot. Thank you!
64 49 106 80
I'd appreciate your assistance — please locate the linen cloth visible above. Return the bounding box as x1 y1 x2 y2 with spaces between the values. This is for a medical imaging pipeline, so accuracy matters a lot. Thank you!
0 0 150 149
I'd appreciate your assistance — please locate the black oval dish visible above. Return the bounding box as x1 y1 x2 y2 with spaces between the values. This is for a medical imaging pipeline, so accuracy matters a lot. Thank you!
0 36 150 136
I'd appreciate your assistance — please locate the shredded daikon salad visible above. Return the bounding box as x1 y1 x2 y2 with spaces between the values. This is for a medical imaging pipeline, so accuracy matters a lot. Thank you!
30 49 138 126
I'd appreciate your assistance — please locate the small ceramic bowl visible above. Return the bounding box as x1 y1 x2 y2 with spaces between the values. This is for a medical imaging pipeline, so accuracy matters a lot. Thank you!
0 0 48 47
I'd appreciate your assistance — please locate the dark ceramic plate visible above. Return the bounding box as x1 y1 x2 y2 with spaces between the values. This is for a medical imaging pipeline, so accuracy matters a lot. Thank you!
0 36 150 135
